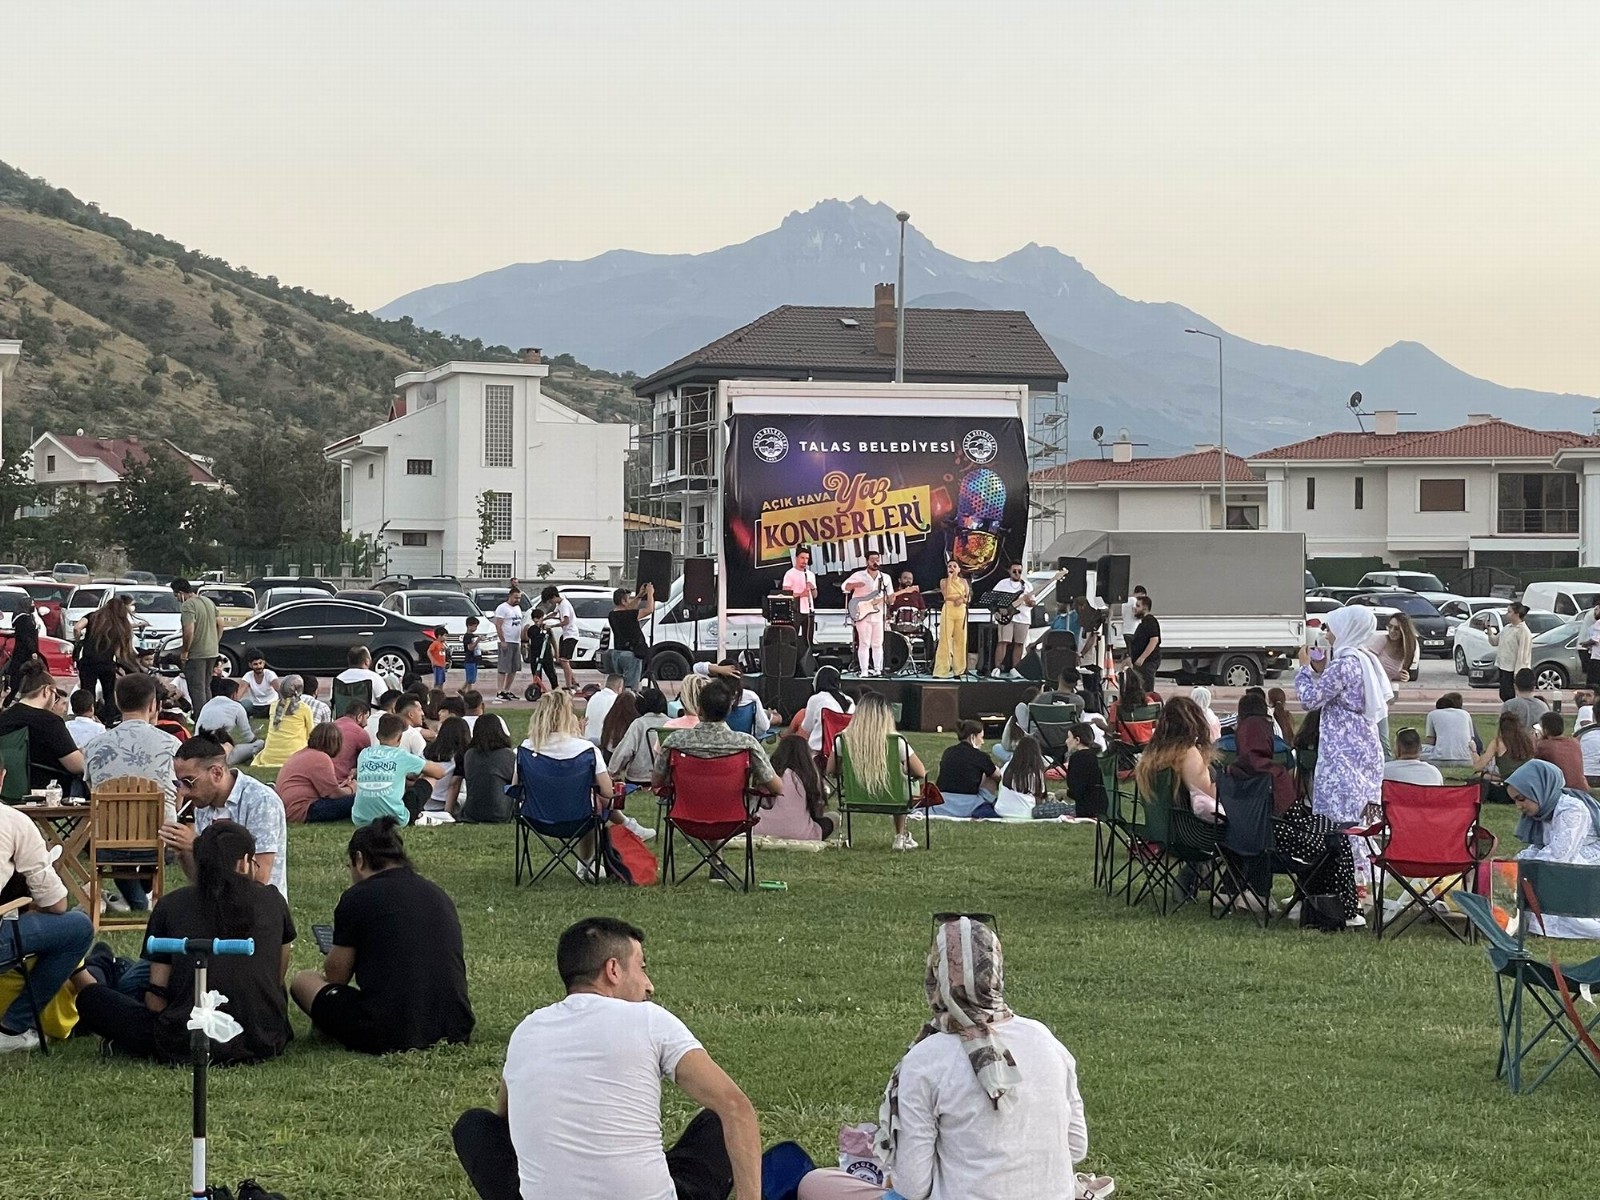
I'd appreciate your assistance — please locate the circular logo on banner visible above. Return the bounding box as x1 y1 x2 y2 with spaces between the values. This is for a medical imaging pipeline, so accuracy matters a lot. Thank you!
962 428 998 464
753 427 789 462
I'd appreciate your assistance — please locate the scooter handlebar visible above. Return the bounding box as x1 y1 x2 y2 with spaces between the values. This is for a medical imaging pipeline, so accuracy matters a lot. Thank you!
145 937 255 957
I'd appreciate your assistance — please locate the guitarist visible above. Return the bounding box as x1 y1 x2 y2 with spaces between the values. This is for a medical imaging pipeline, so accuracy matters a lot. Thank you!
842 550 891 677
990 562 1038 679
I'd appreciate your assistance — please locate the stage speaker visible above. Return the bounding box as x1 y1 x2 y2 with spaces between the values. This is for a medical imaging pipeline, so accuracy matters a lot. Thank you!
1055 556 1089 604
683 557 716 608
1016 648 1045 681
1041 646 1078 685
1095 554 1131 604
920 684 961 732
636 548 673 598
760 625 799 705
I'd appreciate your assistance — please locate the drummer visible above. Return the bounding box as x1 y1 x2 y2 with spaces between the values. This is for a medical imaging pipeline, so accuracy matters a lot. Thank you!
889 571 926 614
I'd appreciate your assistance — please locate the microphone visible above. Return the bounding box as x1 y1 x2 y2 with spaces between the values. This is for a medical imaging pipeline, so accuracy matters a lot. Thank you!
951 468 1007 571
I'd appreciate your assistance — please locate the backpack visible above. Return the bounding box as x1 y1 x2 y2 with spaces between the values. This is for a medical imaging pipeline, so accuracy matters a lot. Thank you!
601 824 659 886
761 1141 817 1200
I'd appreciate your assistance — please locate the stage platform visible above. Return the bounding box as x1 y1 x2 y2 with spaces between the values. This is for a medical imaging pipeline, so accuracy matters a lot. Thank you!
749 670 1043 733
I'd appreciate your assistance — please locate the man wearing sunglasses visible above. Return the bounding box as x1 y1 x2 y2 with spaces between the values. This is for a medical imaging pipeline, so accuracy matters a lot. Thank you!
989 563 1037 680
159 736 288 900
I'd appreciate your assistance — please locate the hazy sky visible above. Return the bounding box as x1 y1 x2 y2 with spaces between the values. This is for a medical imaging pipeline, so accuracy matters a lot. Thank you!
5 2 1598 394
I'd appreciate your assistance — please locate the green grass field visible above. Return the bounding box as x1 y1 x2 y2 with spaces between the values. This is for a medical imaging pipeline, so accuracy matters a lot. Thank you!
3 713 1597 1199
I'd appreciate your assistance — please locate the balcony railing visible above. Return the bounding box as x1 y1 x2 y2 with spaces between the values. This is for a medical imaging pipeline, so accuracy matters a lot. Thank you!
1496 508 1579 535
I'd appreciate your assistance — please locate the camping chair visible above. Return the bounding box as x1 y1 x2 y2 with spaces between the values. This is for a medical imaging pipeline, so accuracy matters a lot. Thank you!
1212 772 1276 928
89 777 166 933
330 678 366 719
659 749 760 890
1126 768 1219 914
0 727 29 803
819 708 852 768
1456 863 1600 1094
1113 700 1161 773
510 746 605 886
1029 703 1078 772
1360 781 1495 943
726 701 758 736
836 734 937 850
1093 750 1127 892
0 896 49 1055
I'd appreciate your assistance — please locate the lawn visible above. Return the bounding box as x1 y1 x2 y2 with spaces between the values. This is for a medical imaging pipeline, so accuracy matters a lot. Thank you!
3 713 1597 1199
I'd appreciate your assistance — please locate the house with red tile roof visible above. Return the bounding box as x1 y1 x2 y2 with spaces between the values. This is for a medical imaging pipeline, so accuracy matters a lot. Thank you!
1031 411 1600 570
27 432 220 495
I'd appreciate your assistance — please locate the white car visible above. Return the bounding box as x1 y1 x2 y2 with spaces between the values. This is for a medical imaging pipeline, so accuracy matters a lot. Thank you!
378 590 501 665
63 583 115 641
1451 608 1567 675
1357 570 1447 594
540 585 611 669
1435 597 1510 636
113 586 185 646
0 585 35 632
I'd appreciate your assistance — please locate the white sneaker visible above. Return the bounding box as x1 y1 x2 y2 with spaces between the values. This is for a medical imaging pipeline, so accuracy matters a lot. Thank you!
1075 1173 1116 1200
622 815 656 843
989 668 1001 678
1345 913 1368 928
104 892 131 914
1006 668 1025 680
0 1027 41 1055
891 832 918 851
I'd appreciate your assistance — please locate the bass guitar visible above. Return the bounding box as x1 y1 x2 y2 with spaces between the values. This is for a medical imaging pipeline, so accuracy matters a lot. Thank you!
992 566 1069 625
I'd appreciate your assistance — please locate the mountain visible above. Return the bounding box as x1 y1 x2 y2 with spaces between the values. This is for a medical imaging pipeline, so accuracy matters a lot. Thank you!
379 198 1598 454
0 161 639 462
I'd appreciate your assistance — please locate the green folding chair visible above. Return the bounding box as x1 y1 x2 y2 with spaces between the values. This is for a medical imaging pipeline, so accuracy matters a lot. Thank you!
330 678 366 719
1126 768 1219 915
836 734 933 850
0 727 30 803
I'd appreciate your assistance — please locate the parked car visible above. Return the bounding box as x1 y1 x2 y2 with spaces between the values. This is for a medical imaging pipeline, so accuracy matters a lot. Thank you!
1348 591 1451 657
0 563 32 578
1435 597 1510 639
1307 586 1368 604
1466 618 1584 692
12 579 72 638
378 590 500 665
1519 581 1600 619
257 586 333 612
207 599 435 683
465 585 531 615
0 586 35 632
63 583 114 640
113 586 186 647
0 628 75 678
1305 596 1344 617
244 576 336 598
1454 608 1568 677
1357 570 1448 594
123 570 158 585
198 585 257 628
374 574 465 596
335 589 387 606
52 562 92 585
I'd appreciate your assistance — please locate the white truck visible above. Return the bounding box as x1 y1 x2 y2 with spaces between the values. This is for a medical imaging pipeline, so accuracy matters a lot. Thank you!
1043 529 1308 688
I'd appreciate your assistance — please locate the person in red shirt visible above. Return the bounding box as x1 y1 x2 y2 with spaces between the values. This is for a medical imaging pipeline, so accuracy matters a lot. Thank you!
276 722 357 823
1535 711 1589 790
428 627 450 689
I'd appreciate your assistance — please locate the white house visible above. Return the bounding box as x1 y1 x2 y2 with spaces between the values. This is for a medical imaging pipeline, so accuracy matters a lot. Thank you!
324 357 629 579
1031 413 1600 571
28 431 220 494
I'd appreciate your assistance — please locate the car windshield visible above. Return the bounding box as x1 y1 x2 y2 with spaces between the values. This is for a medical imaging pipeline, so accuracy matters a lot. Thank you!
1527 612 1569 637
1534 619 1581 646
471 589 531 612
406 594 481 618
568 597 614 619
0 592 28 612
121 589 181 614
204 589 255 607
1386 595 1441 618
54 563 89 575
69 587 109 608
19 582 72 601
1401 574 1447 592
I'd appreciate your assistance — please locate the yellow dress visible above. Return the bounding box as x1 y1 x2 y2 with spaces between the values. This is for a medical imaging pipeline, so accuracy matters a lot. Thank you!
934 577 970 677
255 699 314 768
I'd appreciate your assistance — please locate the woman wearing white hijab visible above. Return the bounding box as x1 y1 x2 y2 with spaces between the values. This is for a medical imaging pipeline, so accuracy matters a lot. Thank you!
1296 606 1392 906
1506 759 1600 939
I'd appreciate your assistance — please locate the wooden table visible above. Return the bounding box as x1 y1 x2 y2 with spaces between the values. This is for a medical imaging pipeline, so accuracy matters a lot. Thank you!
15 803 95 915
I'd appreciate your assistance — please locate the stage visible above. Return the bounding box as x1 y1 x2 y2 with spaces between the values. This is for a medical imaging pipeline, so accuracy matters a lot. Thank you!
750 669 1045 733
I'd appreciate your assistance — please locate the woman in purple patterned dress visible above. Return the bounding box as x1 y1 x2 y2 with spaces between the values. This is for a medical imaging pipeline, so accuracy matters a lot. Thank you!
1296 605 1391 907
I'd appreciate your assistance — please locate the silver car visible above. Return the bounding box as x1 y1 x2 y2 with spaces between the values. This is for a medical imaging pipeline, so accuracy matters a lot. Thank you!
1467 618 1586 692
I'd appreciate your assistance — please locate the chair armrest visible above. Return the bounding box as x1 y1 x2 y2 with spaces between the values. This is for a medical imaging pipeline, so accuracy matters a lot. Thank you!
0 897 32 919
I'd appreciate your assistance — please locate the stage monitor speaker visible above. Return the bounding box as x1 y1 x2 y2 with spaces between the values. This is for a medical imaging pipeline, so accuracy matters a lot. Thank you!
683 557 716 608
920 684 962 732
636 548 673 598
1041 646 1078 685
1016 648 1045 681
760 625 799 705
1055 557 1089 604
1095 554 1132 604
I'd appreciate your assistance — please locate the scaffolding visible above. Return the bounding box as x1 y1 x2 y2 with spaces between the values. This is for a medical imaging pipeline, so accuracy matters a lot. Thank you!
1027 387 1070 565
624 382 720 579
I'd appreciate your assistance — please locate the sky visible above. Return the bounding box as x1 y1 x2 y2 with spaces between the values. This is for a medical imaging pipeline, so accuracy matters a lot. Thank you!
4 1 1598 395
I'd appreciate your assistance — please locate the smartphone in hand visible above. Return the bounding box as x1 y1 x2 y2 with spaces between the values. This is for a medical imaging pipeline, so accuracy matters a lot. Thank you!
312 924 335 955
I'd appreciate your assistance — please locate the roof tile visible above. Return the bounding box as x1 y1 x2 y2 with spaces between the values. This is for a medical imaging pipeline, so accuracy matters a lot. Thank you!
51 434 216 484
1032 450 1257 485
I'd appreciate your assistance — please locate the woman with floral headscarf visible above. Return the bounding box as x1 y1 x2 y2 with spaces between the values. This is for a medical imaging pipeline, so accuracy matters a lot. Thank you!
798 917 1114 1200
255 674 313 768
1506 759 1600 939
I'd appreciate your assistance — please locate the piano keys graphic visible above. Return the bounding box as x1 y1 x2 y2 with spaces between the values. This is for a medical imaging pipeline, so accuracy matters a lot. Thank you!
816 533 908 577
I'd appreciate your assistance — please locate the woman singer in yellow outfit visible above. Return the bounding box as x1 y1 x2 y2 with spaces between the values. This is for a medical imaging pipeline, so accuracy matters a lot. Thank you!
933 559 970 677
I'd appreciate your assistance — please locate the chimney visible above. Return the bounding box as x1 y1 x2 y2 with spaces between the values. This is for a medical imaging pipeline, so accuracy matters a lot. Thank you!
387 393 407 421
873 283 896 357
1112 434 1135 464
519 347 543 365
1466 413 1495 425
1374 410 1399 436
1194 442 1215 454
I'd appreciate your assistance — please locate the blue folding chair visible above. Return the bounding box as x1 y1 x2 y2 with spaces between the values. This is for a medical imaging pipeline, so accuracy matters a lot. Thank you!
509 746 605 885
725 701 758 735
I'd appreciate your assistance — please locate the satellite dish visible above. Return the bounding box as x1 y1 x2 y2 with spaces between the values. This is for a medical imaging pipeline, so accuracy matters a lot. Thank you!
1092 425 1105 442
1349 392 1362 409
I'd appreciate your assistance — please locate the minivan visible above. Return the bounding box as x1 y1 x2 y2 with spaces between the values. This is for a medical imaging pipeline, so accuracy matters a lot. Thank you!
1519 580 1600 618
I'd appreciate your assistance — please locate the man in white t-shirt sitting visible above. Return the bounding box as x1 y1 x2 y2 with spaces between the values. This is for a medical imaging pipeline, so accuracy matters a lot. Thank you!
1382 727 1444 787
336 645 392 707
240 651 281 719
584 674 624 744
452 917 761 1200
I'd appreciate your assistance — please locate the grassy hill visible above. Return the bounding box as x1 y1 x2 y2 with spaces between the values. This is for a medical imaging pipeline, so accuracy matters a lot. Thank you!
0 161 640 462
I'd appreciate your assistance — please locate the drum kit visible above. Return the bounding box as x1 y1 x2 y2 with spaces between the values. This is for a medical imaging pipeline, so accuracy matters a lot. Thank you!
884 593 937 675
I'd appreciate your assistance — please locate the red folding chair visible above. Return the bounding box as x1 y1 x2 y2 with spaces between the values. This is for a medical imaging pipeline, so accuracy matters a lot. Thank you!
660 749 760 891
819 708 852 768
1360 781 1495 943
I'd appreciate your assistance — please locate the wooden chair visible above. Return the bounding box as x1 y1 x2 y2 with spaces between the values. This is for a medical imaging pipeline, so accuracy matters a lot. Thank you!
89 777 167 932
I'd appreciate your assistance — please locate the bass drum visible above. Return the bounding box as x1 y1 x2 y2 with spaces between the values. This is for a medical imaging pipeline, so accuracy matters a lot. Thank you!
882 631 910 675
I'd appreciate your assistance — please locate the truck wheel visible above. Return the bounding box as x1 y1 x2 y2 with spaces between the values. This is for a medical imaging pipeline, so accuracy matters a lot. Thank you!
650 650 691 682
1453 647 1468 676
1535 663 1568 692
1217 655 1262 688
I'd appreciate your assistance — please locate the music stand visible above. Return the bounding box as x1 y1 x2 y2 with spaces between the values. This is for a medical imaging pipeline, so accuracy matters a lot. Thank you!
974 588 1020 680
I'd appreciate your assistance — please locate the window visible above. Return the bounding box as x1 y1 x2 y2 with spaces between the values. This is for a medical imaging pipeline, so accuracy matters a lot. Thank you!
1224 505 1260 530
479 562 512 580
367 463 374 480
1419 478 1466 512
1497 472 1578 534
1354 476 1364 510
45 454 56 472
556 535 591 560
1305 476 1315 510
486 491 512 541
405 459 433 476
400 531 428 547
484 384 514 467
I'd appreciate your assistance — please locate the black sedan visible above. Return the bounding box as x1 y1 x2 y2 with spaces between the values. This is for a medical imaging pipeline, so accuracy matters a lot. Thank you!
212 599 434 683
1348 591 1452 656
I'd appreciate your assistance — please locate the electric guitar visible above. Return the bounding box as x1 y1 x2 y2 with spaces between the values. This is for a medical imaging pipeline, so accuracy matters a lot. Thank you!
847 574 890 623
992 566 1069 625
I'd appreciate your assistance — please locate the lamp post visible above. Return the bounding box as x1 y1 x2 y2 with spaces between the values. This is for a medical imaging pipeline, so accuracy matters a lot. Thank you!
1184 328 1225 528
894 211 910 382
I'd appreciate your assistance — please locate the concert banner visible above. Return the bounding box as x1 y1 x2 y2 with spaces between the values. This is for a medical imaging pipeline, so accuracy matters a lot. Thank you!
722 412 1031 610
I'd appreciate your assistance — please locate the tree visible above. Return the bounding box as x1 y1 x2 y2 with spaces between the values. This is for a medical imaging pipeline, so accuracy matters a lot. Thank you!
172 370 195 393
211 428 340 555
100 447 215 571
4 275 24 299
474 491 495 573
0 453 42 557
209 299 233 330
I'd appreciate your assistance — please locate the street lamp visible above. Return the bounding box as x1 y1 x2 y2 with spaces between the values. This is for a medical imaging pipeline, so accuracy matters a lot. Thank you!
895 211 910 382
1184 328 1225 528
